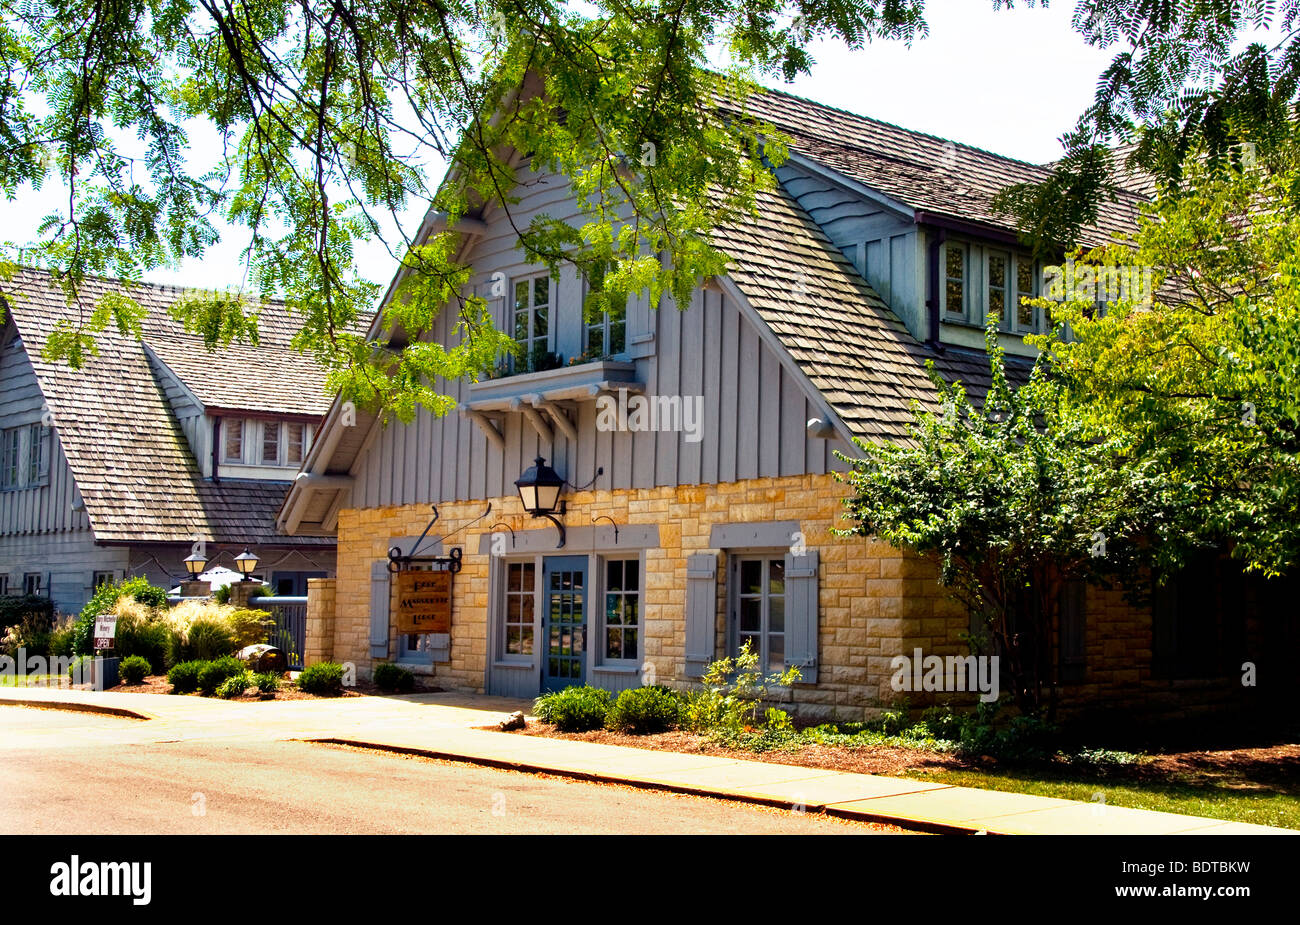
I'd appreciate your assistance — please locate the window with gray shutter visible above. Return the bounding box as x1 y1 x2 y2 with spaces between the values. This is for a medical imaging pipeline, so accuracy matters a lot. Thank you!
369 560 391 659
684 553 717 677
784 550 819 684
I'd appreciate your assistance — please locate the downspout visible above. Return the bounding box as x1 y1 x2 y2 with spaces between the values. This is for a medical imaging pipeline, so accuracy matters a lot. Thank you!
925 225 947 353
211 416 221 484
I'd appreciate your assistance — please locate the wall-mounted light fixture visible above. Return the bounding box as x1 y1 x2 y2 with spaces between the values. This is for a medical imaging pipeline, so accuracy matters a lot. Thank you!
515 456 567 547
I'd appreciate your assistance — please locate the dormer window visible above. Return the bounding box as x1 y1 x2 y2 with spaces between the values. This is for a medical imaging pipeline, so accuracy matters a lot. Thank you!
1013 256 1039 333
223 419 244 464
943 242 968 321
220 417 313 469
260 421 280 465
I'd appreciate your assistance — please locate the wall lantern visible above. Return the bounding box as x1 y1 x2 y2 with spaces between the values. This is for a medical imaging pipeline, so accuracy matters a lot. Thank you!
183 551 208 577
515 456 567 547
234 547 260 581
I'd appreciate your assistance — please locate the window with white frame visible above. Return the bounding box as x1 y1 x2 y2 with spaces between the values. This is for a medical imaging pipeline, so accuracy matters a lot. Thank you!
503 560 536 657
1 428 21 489
731 556 786 674
223 418 244 463
585 308 626 359
23 572 41 596
1010 255 1039 334
285 422 308 465
512 273 551 369
25 423 49 485
987 250 1009 324
92 571 114 589
943 242 968 320
260 420 280 465
602 558 640 662
222 418 312 467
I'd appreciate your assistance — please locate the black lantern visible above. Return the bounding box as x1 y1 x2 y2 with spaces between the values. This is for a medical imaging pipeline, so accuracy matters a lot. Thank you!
183 551 208 577
515 456 567 546
234 547 259 581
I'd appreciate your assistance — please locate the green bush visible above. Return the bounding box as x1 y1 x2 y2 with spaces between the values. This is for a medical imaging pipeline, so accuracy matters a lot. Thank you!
683 640 802 733
73 577 168 655
373 662 415 693
68 654 96 683
216 672 250 699
167 660 203 694
49 619 75 658
533 685 610 732
197 656 244 696
114 620 170 674
252 672 281 694
119 655 151 685
186 618 235 662
297 661 346 696
0 593 54 630
605 686 683 734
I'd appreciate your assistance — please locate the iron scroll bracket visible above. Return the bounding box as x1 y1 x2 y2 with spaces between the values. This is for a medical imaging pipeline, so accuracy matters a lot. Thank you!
388 544 462 574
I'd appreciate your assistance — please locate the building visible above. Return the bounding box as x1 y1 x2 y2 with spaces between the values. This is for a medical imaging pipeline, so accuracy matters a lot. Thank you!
281 84 1293 721
0 269 336 613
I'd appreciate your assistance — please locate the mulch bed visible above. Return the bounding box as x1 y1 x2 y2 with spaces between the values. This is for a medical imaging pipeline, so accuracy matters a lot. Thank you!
502 721 1300 794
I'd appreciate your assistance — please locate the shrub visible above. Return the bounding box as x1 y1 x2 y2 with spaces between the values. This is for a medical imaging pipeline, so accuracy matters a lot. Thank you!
683 640 802 733
119 655 151 685
226 609 271 649
197 656 244 696
212 584 231 604
73 577 168 655
297 661 346 696
167 660 203 694
216 672 250 699
68 654 96 684
48 617 75 658
252 672 281 694
111 603 170 674
186 617 235 662
605 686 683 734
0 596 54 657
533 685 610 732
373 662 415 693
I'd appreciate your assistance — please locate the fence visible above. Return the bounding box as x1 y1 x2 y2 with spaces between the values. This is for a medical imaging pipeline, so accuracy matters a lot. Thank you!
260 596 308 670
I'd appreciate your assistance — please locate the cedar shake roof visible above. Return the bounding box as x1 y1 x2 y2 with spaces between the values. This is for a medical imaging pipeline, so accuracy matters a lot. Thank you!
738 86 1144 248
1 268 334 545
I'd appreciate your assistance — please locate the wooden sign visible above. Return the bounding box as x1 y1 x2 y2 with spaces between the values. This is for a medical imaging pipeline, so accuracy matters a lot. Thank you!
395 570 452 634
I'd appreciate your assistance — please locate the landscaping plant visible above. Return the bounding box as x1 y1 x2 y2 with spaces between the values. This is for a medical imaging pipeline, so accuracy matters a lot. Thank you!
118 655 151 686
196 657 245 696
605 686 684 734
296 662 346 696
166 661 203 694
216 672 251 699
373 662 415 693
684 640 801 733
252 672 281 695
533 686 611 732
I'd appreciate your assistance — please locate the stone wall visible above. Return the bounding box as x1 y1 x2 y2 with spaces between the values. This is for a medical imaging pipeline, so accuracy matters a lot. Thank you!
304 577 336 667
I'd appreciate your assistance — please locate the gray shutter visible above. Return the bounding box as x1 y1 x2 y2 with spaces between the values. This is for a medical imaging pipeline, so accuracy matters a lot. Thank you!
683 553 717 677
784 550 819 684
369 560 391 659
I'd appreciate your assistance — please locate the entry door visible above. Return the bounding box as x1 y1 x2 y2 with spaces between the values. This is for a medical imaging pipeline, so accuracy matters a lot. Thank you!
542 556 588 692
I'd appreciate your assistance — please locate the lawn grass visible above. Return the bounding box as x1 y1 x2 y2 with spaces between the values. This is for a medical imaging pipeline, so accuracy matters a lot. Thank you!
901 765 1300 830
0 674 63 687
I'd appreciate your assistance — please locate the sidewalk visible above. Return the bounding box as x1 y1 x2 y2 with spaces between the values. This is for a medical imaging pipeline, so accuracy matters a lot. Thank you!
2 686 1293 835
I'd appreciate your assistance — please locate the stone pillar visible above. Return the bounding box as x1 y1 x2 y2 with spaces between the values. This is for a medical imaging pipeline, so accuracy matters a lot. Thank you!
179 580 211 598
304 577 337 666
228 580 261 610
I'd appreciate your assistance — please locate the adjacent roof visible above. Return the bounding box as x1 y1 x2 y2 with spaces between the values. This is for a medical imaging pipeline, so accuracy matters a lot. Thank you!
1 268 335 545
737 85 1145 248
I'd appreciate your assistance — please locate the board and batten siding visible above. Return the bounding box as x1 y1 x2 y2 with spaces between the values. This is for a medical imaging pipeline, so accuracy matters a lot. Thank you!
774 162 923 342
144 347 212 477
349 166 842 508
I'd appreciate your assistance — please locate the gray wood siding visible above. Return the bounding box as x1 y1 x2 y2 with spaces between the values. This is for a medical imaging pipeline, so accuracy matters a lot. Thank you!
145 349 211 476
0 340 93 537
0 532 127 614
349 165 838 507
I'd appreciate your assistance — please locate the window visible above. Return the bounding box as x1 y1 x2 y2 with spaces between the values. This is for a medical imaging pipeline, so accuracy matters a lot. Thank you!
286 422 307 465
223 418 244 463
0 575 8 595
504 561 536 657
0 428 19 489
512 274 550 369
260 420 280 465
92 571 114 589
732 556 786 673
943 243 967 319
602 558 640 661
26 424 49 485
23 573 41 596
585 309 626 359
1011 255 1038 333
987 251 1008 323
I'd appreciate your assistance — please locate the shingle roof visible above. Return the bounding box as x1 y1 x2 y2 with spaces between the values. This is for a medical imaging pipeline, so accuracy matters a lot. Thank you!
738 85 1144 248
1 268 334 545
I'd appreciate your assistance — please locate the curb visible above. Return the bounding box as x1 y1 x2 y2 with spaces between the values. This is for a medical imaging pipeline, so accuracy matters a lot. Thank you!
307 737 983 835
0 696 154 722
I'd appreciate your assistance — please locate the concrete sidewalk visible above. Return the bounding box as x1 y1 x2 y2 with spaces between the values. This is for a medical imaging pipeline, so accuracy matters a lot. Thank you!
2 685 1293 835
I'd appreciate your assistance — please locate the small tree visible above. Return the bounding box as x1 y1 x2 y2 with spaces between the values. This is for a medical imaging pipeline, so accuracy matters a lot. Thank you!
837 324 1177 718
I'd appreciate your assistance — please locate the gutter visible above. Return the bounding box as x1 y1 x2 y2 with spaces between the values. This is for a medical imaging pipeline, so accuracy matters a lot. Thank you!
211 416 221 484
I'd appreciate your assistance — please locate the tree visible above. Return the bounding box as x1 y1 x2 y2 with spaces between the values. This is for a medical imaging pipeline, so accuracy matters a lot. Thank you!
1033 155 1300 577
0 0 927 419
837 323 1180 718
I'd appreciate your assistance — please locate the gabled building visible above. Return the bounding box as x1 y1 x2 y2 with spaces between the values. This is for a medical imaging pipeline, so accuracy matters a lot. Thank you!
0 269 336 613
279 84 1294 721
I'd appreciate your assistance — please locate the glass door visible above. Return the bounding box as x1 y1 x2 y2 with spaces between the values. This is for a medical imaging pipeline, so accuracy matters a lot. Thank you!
542 556 588 691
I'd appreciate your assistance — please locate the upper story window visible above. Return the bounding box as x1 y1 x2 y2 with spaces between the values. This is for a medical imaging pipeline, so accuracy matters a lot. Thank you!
512 274 551 370
942 242 968 321
26 424 48 484
1010 255 1039 334
1 428 20 489
223 419 244 464
585 308 626 360
0 425 49 491
221 418 313 469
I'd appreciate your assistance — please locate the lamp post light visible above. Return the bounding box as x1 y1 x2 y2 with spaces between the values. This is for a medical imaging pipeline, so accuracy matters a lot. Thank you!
183 551 208 577
515 456 567 547
234 547 260 582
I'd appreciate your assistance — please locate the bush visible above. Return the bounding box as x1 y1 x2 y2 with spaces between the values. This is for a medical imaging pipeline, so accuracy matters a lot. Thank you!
683 640 802 733
252 672 281 694
212 584 231 604
48 618 75 658
186 617 235 662
297 661 346 696
119 655 151 685
373 662 415 693
533 685 610 732
0 595 55 657
605 686 683 734
167 660 203 694
73 577 168 655
197 656 245 696
216 672 250 699
113 617 170 674
226 609 271 649
68 654 96 684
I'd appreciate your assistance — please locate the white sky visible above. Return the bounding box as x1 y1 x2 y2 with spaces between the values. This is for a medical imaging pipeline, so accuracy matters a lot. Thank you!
11 0 1117 292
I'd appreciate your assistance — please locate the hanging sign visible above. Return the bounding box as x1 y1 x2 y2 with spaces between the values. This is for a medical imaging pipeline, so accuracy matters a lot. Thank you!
395 570 452 634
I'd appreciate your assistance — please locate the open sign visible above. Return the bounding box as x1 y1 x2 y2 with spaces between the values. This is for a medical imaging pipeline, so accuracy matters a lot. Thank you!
93 616 117 650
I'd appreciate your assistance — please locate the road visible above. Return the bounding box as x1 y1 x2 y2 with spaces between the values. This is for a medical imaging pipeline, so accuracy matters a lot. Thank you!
0 706 903 834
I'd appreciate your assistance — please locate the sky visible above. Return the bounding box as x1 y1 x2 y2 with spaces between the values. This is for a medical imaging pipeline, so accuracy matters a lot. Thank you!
11 0 1116 293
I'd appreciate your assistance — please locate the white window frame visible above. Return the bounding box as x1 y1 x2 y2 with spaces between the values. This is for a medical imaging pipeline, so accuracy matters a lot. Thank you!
259 419 281 466
728 553 787 675
25 423 49 486
1008 254 1040 335
22 572 41 596
942 242 969 321
284 421 310 466
986 249 1010 327
597 556 642 667
511 272 552 370
0 427 20 489
222 418 245 464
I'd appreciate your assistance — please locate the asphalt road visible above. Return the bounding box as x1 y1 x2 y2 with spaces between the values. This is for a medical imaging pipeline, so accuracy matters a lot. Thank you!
0 707 899 834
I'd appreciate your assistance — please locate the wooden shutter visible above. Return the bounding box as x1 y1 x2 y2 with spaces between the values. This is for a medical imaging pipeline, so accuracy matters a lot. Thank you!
784 550 819 684
1058 580 1087 683
369 560 391 659
683 553 717 678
